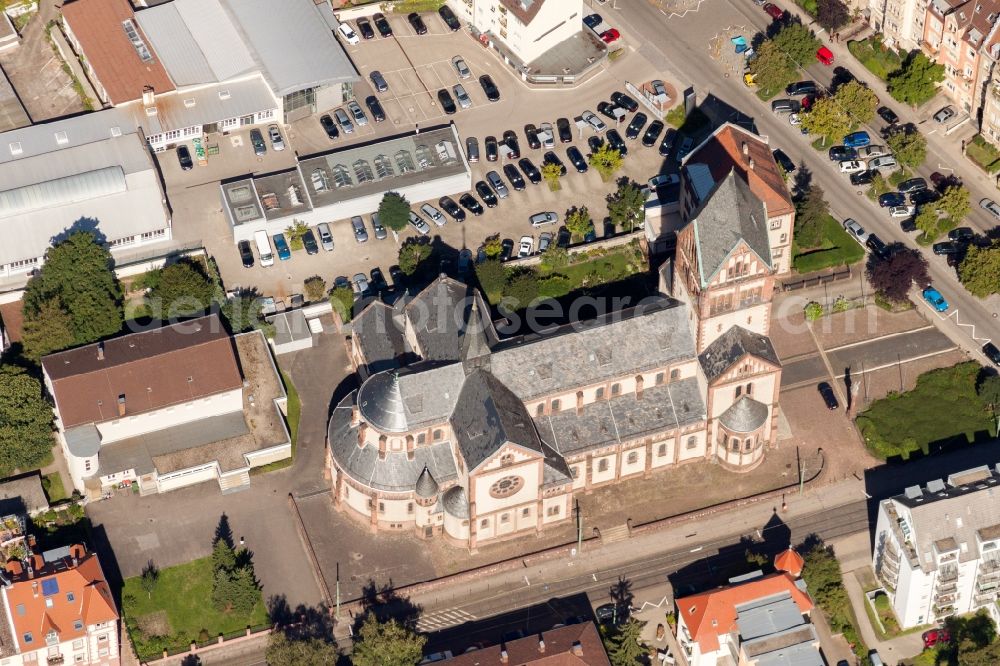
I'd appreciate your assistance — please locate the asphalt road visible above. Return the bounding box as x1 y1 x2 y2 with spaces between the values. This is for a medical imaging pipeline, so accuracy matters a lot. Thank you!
599 0 1000 362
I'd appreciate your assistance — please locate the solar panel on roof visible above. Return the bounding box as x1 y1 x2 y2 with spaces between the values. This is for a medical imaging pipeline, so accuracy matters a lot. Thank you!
41 579 59 597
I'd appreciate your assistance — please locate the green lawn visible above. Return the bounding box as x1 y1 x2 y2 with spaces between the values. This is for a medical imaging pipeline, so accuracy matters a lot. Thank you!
857 362 997 460
848 37 904 80
866 592 901 639
966 135 1000 173
123 557 267 660
41 474 68 503
792 214 866 274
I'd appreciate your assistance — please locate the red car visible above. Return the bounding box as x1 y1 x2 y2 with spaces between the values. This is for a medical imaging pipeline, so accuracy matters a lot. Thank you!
763 2 784 19
816 46 835 65
601 28 620 43
922 628 951 648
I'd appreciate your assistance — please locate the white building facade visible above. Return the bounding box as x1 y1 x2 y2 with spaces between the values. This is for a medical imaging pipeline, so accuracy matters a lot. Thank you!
447 0 584 65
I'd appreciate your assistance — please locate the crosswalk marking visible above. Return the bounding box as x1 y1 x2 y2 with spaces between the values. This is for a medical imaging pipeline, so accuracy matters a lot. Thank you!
416 608 477 631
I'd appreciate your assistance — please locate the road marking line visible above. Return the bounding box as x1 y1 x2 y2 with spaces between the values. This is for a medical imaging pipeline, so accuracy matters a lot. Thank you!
825 324 936 352
830 346 958 379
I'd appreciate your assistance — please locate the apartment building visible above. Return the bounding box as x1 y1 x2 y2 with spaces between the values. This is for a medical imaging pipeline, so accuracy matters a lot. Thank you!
870 0 928 51
872 464 1000 628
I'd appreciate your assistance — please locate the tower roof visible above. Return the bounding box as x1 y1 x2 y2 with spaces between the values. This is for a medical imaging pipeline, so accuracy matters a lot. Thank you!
415 465 439 498
357 370 408 433
719 396 769 433
774 547 805 577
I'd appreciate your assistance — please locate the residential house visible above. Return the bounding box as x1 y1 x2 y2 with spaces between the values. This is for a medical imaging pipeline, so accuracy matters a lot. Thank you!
869 0 928 51
439 622 610 664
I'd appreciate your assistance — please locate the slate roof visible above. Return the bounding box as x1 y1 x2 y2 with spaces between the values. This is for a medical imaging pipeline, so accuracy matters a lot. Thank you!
328 392 458 493
357 363 466 433
720 396 770 433
441 485 469 519
491 298 694 401
415 466 439 498
450 369 544 473
699 326 780 384
0 475 49 517
353 300 407 373
689 170 772 288
405 275 477 362
534 378 705 456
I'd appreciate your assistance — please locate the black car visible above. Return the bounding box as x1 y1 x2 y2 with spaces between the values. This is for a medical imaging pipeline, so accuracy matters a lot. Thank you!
524 124 541 150
500 238 515 261
319 113 339 140
176 144 193 171
850 170 874 185
817 382 839 410
659 129 677 157
437 89 457 115
485 135 499 162
625 112 648 140
587 135 604 154
898 177 928 194
983 342 1000 366
503 130 520 159
543 151 567 176
238 240 254 268
598 101 620 121
642 120 664 147
439 196 466 222
365 96 386 122
786 80 818 96
459 193 484 216
611 91 639 112
583 13 603 29
373 12 392 37
556 117 572 143
503 163 526 190
302 228 319 255
866 233 889 258
479 74 500 102
357 17 375 40
948 226 975 242
772 149 795 174
933 241 961 255
566 146 587 173
475 181 498 207
877 106 899 125
408 12 427 34
606 129 627 156
879 192 905 208
370 267 389 293
910 189 940 206
828 145 858 161
900 218 917 232
438 4 460 31
518 158 541 184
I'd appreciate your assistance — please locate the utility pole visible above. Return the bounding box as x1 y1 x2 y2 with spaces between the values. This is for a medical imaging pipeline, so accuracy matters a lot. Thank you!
576 499 583 556
798 446 805 495
336 562 341 619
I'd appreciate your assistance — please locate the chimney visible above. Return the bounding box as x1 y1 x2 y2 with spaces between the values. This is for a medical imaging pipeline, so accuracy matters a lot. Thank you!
141 85 155 106
571 641 584 656
741 141 749 156
636 375 644 400
117 393 126 417
97 342 105 361
538 638 546 653
500 649 508 664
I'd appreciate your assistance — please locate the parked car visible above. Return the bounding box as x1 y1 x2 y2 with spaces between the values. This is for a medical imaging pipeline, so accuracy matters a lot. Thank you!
600 28 620 43
302 228 319 255
900 218 917 232
556 117 573 143
878 192 905 208
485 135 499 162
503 130 521 159
817 382 839 410
337 22 360 45
843 218 869 244
877 106 899 124
486 170 509 198
453 56 471 79
786 80 818 96
869 155 897 170
910 189 940 206
771 99 800 114
543 151 567 175
539 122 556 148
763 2 784 19
588 135 605 155
983 342 1000 366
476 180 499 207
642 120 664 147
479 74 500 102
351 216 369 243
932 241 961 255
250 128 267 155
567 146 588 173
439 196 466 222
866 233 888 257
176 145 193 170
889 205 915 218
606 129 627 155
369 70 389 92
849 170 874 185
611 91 639 112
519 158 541 184
659 128 677 157
238 240 254 268
319 114 339 140
421 203 446 226
500 238 515 261
459 193 484 215
772 149 795 173
598 101 621 121
898 177 927 194
828 145 857 161
408 12 427 34
816 45 834 65
372 214 387 240
317 223 334 251
503 163 526 190
922 286 949 312
437 89 457 115
651 79 667 98
933 106 956 123
530 212 559 227
466 137 479 163
843 131 871 147
356 16 374 40
980 197 1000 219
625 112 648 140
839 160 866 174
352 273 370 295
583 13 603 29
273 233 291 260
649 174 680 188
676 136 694 162
347 101 368 126
538 231 552 253
858 145 888 159
439 4 460 30
582 110 607 133
333 108 354 134
408 211 431 234
365 96 386 122
369 267 388 293
948 226 975 242
518 235 534 257
373 12 393 37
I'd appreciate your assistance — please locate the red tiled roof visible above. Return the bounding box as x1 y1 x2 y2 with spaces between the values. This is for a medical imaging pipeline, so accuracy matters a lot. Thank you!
0 300 24 344
62 0 174 105
774 548 805 577
443 622 610 665
677 573 813 653
42 314 243 429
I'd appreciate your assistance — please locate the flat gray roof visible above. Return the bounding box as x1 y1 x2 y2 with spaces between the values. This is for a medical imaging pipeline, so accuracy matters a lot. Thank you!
0 107 140 165
125 76 278 136
0 65 29 133
526 31 606 75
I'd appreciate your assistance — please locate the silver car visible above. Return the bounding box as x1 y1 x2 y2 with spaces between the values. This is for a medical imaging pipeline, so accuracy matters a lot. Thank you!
351 215 369 243
352 272 369 295
539 122 555 148
453 84 472 109
466 136 479 162
843 218 869 245
408 211 431 235
420 203 446 226
317 223 334 251
267 124 285 151
371 213 387 240
452 55 471 79
981 198 1000 219
581 110 607 133
347 100 368 126
529 211 558 227
486 170 509 199
334 108 354 134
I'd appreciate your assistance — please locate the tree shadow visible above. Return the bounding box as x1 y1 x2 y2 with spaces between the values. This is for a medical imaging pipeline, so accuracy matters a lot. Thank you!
214 513 234 549
267 594 336 642
179 656 201 666
792 164 813 199
50 218 107 247
351 578 422 634
609 575 634 611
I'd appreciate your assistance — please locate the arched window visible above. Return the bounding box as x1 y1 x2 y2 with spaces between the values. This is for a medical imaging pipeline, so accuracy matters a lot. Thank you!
730 437 739 452
627 451 639 465
597 458 609 473
536 403 544 416
745 438 753 452
433 429 443 441
735 386 742 398
500 454 514 467
746 383 753 395
551 399 561 412
686 436 697 449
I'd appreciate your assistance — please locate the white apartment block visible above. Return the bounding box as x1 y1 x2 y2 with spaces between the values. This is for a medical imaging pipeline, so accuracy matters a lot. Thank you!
869 0 927 51
873 464 1000 628
447 0 584 66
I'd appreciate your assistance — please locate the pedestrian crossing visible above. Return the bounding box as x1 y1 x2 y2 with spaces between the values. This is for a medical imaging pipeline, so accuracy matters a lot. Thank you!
416 608 477 632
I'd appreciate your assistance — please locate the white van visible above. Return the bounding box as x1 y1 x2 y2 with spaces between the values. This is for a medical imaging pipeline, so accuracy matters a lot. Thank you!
254 230 274 267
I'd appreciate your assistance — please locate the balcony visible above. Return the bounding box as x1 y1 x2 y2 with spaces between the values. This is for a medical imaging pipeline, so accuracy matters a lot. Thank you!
46 655 65 665
939 567 959 582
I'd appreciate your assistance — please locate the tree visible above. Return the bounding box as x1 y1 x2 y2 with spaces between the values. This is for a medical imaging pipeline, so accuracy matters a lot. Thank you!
304 276 327 302
799 540 849 619
398 241 432 276
866 246 928 303
833 80 879 125
0 366 54 477
540 246 569 271
938 184 971 224
378 192 410 232
329 286 355 323
771 22 821 66
483 234 503 258
978 374 1000 415
565 207 593 241
22 231 122 356
888 52 944 106
748 41 795 96
959 244 1000 297
21 298 75 361
793 185 829 248
351 614 426 666
960 641 1000 666
211 532 259 615
589 143 624 181
219 294 266 333
607 182 646 231
800 96 850 146
475 259 507 302
914 206 941 240
211 538 236 574
542 161 563 190
602 617 647 666
284 221 309 251
886 129 928 169
266 633 338 666
505 271 539 309
227 564 260 615
817 0 850 31
140 560 159 599
148 259 216 318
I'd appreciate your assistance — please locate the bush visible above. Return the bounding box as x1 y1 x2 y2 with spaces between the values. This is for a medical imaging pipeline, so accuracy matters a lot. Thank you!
303 276 326 302
329 287 354 323
804 301 824 321
377 192 410 231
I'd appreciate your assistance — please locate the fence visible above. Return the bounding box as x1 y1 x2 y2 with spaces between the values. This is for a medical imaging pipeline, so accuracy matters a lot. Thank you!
130 623 274 665
780 267 853 291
